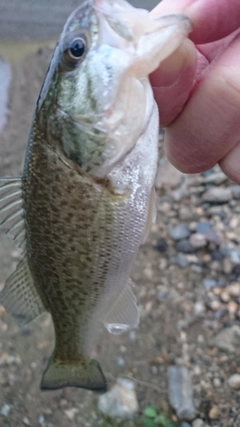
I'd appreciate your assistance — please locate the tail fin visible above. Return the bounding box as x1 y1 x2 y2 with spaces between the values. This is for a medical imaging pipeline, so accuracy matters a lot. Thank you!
40 354 107 393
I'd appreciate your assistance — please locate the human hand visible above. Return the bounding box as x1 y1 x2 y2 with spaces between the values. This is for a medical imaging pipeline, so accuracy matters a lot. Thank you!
150 0 240 183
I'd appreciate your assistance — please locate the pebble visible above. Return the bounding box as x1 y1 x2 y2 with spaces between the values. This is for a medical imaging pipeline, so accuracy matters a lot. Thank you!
211 325 240 353
169 223 190 241
203 279 217 291
0 404 10 417
155 238 167 253
227 300 238 314
167 366 196 420
189 233 207 248
228 374 240 389
181 423 191 427
98 378 138 420
64 408 79 420
175 254 189 268
229 248 240 265
117 357 125 367
192 419 205 427
232 185 240 199
202 171 227 185
209 300 222 311
38 415 45 425
196 222 212 233
209 406 220 420
227 282 240 297
213 377 221 388
194 301 205 316
176 239 194 253
203 187 232 203
220 291 230 303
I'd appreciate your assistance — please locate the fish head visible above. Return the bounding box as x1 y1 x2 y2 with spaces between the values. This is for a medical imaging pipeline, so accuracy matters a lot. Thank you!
37 0 191 176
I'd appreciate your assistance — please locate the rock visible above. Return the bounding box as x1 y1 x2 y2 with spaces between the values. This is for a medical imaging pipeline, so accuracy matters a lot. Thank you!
64 408 79 420
209 405 220 420
181 423 191 427
194 301 205 316
167 366 196 420
203 279 217 291
196 222 212 233
227 282 240 297
202 171 227 185
176 239 194 253
169 224 190 241
203 187 232 203
38 416 45 425
232 185 240 199
209 300 222 311
117 357 125 367
227 300 238 314
213 377 221 388
189 233 207 248
155 238 167 253
0 404 10 417
211 250 225 261
228 374 240 389
98 378 138 420
175 254 189 268
192 419 205 427
229 248 240 265
211 325 240 353
220 291 230 303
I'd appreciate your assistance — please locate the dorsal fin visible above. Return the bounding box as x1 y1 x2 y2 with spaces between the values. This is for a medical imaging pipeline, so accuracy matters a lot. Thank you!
0 178 26 249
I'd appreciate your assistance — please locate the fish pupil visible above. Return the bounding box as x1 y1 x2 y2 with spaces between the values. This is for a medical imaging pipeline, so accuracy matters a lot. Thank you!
69 39 85 58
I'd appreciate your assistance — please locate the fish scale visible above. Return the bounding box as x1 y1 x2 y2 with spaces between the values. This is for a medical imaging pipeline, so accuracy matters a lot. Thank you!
0 0 191 392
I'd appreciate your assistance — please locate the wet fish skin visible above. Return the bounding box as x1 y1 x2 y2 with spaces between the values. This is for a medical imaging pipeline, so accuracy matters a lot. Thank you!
0 0 191 392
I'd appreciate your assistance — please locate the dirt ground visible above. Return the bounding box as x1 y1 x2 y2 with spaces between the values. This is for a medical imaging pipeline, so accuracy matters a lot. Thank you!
0 20 240 427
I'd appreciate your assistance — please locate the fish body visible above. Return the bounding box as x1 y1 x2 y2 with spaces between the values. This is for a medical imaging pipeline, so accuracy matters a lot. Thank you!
0 0 191 392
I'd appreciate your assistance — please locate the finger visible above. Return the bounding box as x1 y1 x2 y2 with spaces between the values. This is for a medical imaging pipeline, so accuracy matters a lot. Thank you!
164 34 240 177
150 38 197 126
219 142 240 184
151 0 240 44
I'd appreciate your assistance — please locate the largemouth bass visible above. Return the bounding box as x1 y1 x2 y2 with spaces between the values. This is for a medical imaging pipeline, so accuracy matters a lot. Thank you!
0 0 191 392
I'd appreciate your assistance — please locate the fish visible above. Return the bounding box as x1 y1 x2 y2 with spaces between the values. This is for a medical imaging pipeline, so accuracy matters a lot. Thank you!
0 0 191 393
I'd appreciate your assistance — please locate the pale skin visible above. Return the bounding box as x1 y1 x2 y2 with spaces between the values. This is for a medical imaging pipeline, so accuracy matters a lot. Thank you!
150 0 240 184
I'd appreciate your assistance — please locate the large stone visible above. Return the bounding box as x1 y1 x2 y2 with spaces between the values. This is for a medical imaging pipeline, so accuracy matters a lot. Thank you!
211 326 240 353
167 366 196 420
98 378 138 420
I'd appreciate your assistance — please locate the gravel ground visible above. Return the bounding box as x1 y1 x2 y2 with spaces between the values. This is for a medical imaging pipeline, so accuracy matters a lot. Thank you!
0 22 240 427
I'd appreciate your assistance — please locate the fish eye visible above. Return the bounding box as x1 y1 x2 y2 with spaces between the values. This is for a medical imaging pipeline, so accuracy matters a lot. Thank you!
62 35 87 67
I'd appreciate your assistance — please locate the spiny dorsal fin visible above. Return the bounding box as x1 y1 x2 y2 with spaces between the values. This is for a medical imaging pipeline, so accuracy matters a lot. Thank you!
103 280 139 335
0 255 46 326
0 177 26 249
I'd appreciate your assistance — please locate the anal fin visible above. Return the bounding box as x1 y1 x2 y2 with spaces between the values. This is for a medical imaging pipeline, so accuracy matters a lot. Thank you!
103 280 139 335
0 255 46 326
142 186 157 243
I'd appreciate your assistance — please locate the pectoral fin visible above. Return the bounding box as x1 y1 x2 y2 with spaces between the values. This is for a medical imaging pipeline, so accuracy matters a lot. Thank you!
103 280 139 335
0 255 46 326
